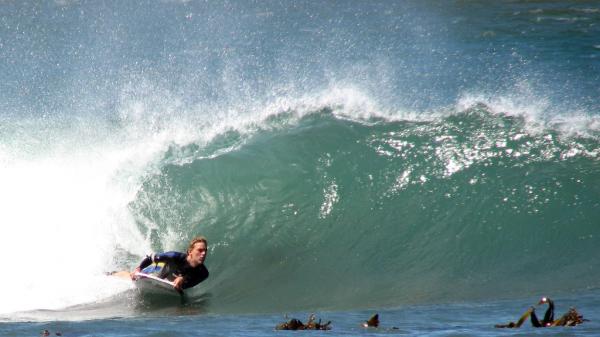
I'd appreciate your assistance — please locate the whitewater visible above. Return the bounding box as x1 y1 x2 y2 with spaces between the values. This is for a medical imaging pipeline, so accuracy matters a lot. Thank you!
1 1 599 336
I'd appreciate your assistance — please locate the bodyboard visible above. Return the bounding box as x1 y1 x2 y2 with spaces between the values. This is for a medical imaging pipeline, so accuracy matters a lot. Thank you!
133 272 183 296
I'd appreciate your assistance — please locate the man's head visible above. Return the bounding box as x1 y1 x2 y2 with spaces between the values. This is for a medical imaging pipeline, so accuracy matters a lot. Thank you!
186 236 208 267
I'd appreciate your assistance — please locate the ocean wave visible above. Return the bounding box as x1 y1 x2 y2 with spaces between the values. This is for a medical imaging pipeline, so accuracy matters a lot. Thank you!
127 102 600 313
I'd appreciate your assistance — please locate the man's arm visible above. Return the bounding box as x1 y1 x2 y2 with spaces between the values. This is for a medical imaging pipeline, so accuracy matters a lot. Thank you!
131 252 186 280
130 254 163 280
130 254 153 279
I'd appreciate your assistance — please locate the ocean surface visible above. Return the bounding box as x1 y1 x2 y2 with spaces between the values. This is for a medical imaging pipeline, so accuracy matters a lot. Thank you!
1 0 599 336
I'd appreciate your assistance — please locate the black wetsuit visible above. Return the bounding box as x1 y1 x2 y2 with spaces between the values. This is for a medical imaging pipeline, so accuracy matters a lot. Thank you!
137 252 209 289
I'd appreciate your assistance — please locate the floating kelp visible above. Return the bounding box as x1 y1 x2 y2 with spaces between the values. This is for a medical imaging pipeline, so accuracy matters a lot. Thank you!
275 314 331 330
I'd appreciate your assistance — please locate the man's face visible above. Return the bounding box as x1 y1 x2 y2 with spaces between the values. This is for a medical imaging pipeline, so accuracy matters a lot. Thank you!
188 241 207 267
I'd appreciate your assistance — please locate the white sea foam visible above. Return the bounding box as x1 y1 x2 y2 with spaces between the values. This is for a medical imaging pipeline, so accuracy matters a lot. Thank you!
456 82 599 139
0 93 198 315
0 154 139 314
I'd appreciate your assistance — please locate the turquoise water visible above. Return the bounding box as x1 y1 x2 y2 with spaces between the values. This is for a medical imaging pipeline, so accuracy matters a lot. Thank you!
1 0 599 335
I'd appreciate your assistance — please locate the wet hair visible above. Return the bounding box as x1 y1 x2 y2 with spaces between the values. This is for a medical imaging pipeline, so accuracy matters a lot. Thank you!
187 236 208 253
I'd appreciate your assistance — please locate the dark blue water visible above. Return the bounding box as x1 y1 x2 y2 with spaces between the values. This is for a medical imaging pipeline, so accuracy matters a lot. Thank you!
1 0 599 335
3 292 599 336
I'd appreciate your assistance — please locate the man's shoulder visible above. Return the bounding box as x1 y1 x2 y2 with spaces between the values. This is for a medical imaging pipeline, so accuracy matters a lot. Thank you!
194 264 209 280
193 263 209 276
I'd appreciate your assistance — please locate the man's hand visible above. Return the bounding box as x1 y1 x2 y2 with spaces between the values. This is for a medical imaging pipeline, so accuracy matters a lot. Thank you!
173 275 184 291
130 267 141 280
